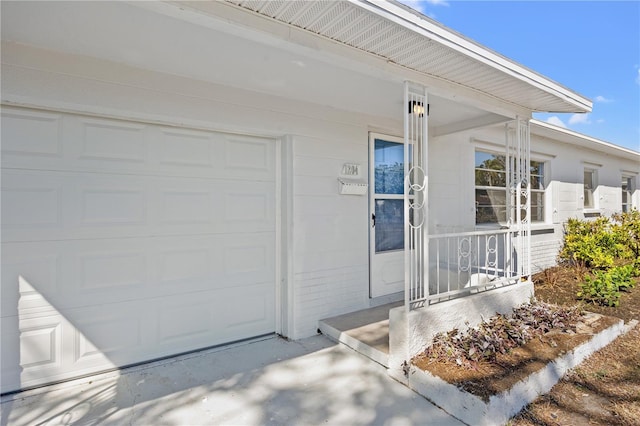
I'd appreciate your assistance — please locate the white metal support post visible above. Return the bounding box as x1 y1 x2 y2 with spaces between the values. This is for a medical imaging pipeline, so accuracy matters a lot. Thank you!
505 118 531 281
404 82 429 311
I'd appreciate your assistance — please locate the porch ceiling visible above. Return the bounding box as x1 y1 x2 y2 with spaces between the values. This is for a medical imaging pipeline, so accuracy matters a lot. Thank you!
1 0 511 134
222 0 592 115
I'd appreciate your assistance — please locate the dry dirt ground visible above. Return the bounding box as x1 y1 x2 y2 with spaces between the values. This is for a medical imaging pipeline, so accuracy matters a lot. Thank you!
511 266 640 426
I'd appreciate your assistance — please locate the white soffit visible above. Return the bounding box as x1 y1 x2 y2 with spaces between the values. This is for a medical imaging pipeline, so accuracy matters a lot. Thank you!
223 0 592 114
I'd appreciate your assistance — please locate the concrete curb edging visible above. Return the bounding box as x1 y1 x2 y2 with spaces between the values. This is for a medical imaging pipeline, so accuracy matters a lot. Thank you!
402 318 626 426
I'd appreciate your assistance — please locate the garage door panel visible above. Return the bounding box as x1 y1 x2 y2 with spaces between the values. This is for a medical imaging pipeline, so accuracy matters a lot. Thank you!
1 176 63 231
10 313 66 389
224 243 269 275
3 171 275 243
80 252 147 290
158 127 214 167
155 178 276 233
1 253 60 317
75 173 147 230
224 135 273 172
217 283 276 333
79 119 148 163
159 189 212 224
157 301 213 346
153 283 274 354
1 316 21 388
2 248 276 392
224 190 270 224
158 248 210 283
3 233 275 314
1 107 277 393
1 108 63 158
3 241 149 315
70 308 144 365
19 318 63 370
80 188 147 226
2 109 275 183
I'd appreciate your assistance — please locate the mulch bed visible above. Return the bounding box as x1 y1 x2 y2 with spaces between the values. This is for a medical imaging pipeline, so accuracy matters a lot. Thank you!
511 266 640 426
409 265 639 423
412 312 620 402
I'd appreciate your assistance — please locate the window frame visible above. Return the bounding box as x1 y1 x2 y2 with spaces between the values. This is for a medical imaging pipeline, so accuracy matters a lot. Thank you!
622 174 634 213
529 159 546 224
474 150 507 225
474 149 547 226
583 168 597 210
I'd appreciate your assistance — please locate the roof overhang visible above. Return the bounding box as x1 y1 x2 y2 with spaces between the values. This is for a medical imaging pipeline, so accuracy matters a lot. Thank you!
218 0 592 115
531 119 640 160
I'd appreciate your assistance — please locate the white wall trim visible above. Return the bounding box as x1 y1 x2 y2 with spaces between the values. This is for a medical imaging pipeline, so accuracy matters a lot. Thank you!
471 137 556 160
471 137 504 153
1 96 284 141
281 135 295 338
274 137 283 335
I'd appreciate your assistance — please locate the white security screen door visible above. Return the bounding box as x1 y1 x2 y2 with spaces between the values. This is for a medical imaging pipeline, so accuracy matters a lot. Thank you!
369 133 407 298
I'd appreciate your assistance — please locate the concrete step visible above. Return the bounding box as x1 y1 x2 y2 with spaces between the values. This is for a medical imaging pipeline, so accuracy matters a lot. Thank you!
318 302 402 367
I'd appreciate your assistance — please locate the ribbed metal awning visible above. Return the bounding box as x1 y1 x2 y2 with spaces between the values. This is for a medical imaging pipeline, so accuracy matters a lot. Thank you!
224 0 591 114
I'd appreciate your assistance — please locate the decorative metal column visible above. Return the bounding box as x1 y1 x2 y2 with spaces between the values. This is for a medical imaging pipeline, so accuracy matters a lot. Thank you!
404 82 428 310
505 118 531 281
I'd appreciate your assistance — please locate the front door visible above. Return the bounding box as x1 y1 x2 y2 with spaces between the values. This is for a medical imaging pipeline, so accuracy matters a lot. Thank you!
369 133 406 298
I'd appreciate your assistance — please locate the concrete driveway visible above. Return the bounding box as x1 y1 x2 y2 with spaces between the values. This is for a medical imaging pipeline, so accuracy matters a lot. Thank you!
1 335 463 425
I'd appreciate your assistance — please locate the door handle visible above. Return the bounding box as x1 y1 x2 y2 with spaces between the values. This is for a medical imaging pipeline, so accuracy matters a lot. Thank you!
371 213 375 228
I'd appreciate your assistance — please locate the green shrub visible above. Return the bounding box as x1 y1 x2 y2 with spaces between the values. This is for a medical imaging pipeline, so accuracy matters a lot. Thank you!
561 212 640 306
560 217 616 268
560 211 640 271
611 264 636 291
577 265 635 307
611 209 640 265
578 270 621 307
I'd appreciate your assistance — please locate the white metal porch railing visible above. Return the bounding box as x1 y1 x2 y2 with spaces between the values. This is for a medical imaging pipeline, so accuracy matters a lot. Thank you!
408 228 524 308
403 81 531 311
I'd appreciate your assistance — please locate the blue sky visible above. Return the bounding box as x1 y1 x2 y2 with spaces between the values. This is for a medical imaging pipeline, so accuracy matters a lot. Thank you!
399 1 640 152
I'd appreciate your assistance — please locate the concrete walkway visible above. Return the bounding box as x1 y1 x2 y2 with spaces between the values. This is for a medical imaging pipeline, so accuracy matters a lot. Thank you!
1 335 463 426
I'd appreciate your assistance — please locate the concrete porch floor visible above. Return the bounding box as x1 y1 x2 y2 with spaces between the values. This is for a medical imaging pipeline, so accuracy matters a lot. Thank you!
318 301 403 367
0 334 462 426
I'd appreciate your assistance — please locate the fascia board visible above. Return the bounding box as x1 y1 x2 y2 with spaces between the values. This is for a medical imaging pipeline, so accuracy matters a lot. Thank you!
356 0 593 113
531 119 640 160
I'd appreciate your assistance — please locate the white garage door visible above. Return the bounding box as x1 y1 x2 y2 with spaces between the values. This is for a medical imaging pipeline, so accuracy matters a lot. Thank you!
1 107 277 393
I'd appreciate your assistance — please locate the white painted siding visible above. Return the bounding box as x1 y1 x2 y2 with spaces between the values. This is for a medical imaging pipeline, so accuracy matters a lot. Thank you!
428 124 640 277
530 230 563 273
526 131 639 270
292 135 370 337
552 181 582 224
